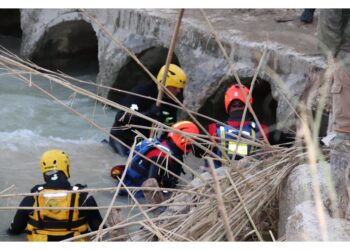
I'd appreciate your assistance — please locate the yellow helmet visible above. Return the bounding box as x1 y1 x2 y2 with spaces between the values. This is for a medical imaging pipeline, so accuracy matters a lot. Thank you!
157 64 187 89
40 150 70 179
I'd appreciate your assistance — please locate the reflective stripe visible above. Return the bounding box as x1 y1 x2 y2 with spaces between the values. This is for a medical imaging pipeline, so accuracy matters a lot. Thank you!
42 192 67 198
216 122 257 166
250 128 256 154
219 126 227 159
228 141 248 156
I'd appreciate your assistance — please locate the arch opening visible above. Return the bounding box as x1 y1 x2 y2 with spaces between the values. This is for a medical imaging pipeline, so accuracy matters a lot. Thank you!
107 46 180 105
0 9 22 37
0 9 22 54
31 20 98 76
197 77 278 133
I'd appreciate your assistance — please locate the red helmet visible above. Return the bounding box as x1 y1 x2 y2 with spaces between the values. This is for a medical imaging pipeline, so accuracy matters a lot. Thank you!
168 121 199 153
224 84 253 113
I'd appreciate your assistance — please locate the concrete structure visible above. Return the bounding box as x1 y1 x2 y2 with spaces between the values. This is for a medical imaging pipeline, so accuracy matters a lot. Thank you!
15 9 328 131
278 163 332 237
280 163 350 240
1 9 344 241
286 200 350 241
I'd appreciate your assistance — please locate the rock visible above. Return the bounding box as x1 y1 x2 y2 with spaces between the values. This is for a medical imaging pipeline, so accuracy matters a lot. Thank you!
279 163 333 237
106 208 127 241
286 200 350 241
141 178 165 205
191 166 229 188
160 167 229 218
329 136 350 219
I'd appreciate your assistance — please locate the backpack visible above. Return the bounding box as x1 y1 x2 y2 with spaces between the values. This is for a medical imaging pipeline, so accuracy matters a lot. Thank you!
121 139 172 197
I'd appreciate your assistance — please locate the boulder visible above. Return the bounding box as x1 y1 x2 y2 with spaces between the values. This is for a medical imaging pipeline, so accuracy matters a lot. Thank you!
279 163 333 237
286 200 350 241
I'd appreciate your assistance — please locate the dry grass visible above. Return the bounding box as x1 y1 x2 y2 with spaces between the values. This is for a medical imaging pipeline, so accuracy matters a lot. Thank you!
112 144 306 241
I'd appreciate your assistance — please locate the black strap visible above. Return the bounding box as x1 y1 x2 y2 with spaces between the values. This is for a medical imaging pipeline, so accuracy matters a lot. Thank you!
35 195 44 229
132 162 150 177
66 193 76 231
28 216 87 230
47 232 74 241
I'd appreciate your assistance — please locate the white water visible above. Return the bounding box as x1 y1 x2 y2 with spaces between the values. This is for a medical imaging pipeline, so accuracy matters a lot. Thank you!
0 35 130 241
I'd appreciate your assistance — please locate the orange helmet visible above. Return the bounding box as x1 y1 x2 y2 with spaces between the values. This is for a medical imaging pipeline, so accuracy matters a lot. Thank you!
224 84 253 113
168 121 199 153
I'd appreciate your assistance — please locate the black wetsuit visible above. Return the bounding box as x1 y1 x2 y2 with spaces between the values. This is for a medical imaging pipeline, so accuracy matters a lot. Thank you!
7 175 103 238
109 84 180 155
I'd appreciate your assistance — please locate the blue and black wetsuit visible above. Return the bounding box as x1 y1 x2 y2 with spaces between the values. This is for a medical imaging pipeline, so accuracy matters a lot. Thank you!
119 138 184 197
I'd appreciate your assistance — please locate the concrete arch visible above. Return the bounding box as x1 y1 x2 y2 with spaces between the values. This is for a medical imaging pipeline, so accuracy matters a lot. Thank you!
19 9 329 132
30 20 98 75
107 46 180 104
0 9 22 54
197 77 277 131
0 9 22 37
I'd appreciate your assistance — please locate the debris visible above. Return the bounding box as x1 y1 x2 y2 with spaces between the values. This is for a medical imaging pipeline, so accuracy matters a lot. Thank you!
142 178 166 205
321 132 336 147
274 16 298 23
106 208 127 241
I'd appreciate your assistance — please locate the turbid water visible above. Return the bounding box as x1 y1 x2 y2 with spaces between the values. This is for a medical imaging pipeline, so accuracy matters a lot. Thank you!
0 34 131 241
0 33 204 241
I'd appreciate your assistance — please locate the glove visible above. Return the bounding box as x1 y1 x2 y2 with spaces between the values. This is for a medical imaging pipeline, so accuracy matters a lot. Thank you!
160 175 178 189
156 108 174 125
75 184 87 189
147 105 175 126
111 165 125 179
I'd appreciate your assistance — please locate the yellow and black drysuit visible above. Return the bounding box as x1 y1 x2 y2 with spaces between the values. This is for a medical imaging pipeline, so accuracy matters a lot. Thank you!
7 177 103 241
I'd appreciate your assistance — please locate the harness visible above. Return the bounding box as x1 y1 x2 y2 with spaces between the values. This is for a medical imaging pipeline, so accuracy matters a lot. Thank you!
117 139 172 198
124 139 171 187
215 121 257 168
27 186 88 241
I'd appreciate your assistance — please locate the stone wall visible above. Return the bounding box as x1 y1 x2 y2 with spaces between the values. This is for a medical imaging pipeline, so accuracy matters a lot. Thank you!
19 9 328 132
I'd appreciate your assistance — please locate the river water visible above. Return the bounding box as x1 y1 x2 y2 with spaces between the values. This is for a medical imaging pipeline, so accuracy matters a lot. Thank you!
0 33 204 241
0 34 129 241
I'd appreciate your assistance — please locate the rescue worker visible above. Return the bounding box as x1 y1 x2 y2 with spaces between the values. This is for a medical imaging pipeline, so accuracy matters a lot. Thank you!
318 9 350 219
109 64 187 157
7 150 103 241
110 121 199 198
207 84 261 168
203 83 293 169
